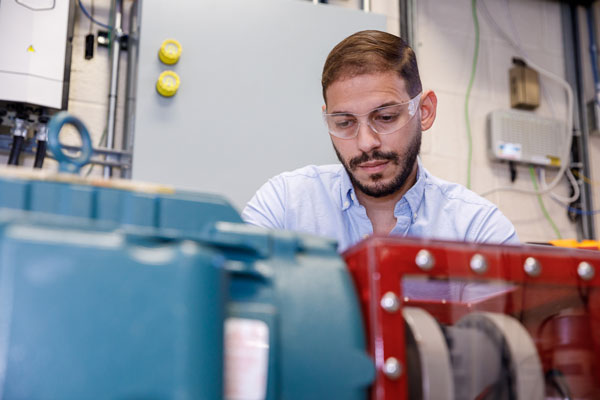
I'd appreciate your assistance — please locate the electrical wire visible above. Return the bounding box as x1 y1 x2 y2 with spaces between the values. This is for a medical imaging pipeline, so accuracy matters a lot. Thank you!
539 167 580 204
78 0 112 30
464 0 480 190
477 0 574 198
572 169 600 186
550 196 600 216
530 166 562 239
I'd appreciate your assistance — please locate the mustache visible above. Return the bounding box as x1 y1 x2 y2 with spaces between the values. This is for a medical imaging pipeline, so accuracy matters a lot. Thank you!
348 150 399 170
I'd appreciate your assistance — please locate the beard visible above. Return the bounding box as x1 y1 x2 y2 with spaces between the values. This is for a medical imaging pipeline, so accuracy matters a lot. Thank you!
333 131 421 198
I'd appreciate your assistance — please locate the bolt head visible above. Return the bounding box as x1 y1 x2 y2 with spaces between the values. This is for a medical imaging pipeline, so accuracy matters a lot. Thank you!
524 257 541 277
578 261 595 281
415 249 434 271
383 357 403 380
470 254 488 274
380 292 400 313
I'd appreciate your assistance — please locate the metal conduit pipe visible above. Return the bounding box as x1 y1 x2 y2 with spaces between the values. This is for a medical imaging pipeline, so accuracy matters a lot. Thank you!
362 0 371 12
104 0 124 178
121 0 141 179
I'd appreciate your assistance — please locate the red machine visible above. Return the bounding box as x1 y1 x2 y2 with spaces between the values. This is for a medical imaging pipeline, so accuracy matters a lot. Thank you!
344 237 600 400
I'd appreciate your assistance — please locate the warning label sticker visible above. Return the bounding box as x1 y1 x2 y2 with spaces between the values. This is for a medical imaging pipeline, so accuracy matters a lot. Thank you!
224 318 269 400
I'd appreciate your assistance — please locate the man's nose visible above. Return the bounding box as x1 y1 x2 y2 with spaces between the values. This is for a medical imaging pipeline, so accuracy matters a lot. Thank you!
356 120 381 153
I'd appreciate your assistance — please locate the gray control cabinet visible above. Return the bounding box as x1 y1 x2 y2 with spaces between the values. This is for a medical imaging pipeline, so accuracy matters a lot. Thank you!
130 0 385 210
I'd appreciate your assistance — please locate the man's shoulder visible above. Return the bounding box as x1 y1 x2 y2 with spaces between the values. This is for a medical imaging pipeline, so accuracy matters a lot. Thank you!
420 170 519 244
423 172 496 210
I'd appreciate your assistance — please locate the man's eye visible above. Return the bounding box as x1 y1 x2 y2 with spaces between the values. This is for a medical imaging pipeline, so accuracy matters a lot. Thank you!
374 113 400 123
334 119 356 129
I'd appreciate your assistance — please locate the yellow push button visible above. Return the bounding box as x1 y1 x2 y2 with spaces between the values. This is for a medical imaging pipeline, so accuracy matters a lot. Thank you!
158 39 182 65
156 70 180 97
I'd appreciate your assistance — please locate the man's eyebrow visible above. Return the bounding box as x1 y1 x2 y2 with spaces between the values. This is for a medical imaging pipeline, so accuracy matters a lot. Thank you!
328 101 402 114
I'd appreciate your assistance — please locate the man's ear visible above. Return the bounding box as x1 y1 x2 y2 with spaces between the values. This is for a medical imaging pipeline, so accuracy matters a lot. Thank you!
420 90 437 131
322 104 326 112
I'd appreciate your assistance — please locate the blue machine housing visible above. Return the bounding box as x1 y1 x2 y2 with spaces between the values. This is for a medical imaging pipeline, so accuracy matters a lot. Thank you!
0 170 374 399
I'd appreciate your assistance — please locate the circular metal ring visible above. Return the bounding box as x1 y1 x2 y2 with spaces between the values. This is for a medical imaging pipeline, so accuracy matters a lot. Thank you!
47 111 93 174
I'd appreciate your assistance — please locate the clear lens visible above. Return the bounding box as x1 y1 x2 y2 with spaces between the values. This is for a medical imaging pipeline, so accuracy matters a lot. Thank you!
369 104 408 134
324 94 421 139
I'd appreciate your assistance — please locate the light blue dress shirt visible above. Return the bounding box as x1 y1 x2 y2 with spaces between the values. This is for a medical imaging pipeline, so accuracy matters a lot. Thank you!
242 159 519 252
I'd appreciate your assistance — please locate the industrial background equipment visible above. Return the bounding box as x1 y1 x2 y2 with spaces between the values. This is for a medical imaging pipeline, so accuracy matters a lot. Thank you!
345 236 600 399
0 0 75 168
0 112 374 399
0 112 597 399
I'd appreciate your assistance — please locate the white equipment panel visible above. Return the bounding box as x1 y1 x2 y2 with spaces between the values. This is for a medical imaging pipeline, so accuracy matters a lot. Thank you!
487 109 566 167
131 0 386 211
0 0 72 109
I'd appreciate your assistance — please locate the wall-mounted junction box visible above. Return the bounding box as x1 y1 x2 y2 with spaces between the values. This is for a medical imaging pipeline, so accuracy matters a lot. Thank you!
487 109 566 167
509 59 540 110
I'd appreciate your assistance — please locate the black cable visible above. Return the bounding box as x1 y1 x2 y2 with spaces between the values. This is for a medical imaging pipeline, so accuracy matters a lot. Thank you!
8 136 25 166
508 161 517 182
33 140 47 169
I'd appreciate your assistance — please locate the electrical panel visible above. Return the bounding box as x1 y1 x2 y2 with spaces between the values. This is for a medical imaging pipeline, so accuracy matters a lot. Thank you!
487 109 566 167
0 0 74 110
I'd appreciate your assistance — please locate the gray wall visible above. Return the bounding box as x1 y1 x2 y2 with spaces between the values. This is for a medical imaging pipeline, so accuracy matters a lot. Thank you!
131 0 386 211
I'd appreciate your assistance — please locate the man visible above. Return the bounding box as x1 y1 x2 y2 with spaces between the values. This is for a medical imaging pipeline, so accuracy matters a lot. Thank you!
242 30 518 252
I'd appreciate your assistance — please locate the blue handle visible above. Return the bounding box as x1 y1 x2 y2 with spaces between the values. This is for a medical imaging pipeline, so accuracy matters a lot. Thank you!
47 112 93 174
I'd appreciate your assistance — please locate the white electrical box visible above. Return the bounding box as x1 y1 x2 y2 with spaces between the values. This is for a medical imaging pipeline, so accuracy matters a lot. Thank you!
0 0 74 110
487 109 566 167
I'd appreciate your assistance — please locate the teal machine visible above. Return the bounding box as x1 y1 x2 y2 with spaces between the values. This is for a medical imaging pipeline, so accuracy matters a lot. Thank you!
0 113 374 399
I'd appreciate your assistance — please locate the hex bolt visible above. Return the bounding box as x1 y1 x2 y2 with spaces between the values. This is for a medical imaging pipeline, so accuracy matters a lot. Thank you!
470 254 488 274
380 292 400 313
383 357 403 380
415 249 434 271
524 257 541 277
577 261 595 281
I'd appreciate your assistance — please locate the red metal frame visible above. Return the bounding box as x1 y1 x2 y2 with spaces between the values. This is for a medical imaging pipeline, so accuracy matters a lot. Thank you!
343 236 600 400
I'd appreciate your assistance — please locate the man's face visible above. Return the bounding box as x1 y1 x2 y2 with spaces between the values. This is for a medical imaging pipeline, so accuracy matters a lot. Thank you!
325 72 422 198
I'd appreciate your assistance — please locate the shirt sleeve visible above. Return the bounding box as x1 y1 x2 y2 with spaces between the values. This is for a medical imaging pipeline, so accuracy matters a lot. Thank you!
241 176 286 230
471 206 520 245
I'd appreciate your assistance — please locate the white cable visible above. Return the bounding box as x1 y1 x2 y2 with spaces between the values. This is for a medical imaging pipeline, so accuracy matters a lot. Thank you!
540 167 580 204
477 0 574 198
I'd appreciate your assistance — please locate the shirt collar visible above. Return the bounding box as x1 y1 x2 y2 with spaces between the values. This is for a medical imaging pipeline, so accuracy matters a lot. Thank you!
399 157 427 221
340 166 355 211
339 157 428 218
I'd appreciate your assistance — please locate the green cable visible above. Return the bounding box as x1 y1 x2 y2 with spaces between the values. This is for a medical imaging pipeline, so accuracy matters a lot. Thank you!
465 0 480 190
529 166 562 239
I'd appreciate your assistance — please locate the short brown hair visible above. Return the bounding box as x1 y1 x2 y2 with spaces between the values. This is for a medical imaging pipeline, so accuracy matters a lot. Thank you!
321 30 422 102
